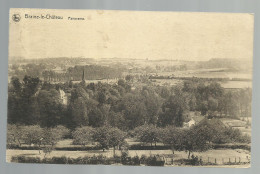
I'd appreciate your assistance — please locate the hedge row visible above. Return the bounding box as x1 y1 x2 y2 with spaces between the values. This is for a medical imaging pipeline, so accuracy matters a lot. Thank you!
7 145 102 151
11 154 165 166
212 144 251 151
129 145 171 150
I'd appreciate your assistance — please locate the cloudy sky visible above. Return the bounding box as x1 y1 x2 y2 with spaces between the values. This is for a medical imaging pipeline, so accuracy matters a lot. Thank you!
9 9 254 61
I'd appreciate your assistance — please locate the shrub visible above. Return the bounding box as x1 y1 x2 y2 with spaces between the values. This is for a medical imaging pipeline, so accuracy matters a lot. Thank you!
88 155 106 164
131 155 141 165
110 155 121 164
51 156 68 164
11 156 41 163
189 155 200 165
143 155 165 166
42 158 53 164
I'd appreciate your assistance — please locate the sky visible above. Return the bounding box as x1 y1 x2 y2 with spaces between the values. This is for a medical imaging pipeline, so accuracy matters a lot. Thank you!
9 9 254 61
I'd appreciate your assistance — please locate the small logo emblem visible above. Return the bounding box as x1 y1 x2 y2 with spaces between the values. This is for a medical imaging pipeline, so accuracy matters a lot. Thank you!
12 14 21 22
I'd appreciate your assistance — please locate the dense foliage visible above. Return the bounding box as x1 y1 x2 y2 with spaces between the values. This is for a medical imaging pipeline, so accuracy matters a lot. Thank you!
8 75 252 130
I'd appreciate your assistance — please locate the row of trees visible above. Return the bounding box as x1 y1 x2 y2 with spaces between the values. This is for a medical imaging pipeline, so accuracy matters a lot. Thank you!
8 118 250 159
7 125 69 155
131 119 250 158
72 126 126 156
42 65 124 82
7 124 126 157
9 63 124 82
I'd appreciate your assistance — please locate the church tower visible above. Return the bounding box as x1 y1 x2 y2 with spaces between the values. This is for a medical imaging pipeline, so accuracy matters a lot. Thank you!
82 69 85 82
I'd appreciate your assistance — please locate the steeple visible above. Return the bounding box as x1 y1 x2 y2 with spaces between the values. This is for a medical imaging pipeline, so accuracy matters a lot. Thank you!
82 69 85 81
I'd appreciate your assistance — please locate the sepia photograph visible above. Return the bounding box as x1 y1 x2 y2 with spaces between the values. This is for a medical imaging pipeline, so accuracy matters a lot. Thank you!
7 8 254 167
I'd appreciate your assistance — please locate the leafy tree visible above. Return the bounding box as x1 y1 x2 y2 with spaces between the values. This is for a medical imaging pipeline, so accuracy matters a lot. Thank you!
108 127 126 157
93 126 126 156
68 87 90 127
125 75 134 82
119 93 148 129
72 126 94 146
93 126 111 151
182 127 211 159
22 125 44 154
108 111 126 130
118 79 131 92
223 127 251 143
97 90 107 104
141 88 163 124
158 87 189 127
181 118 233 158
160 126 184 154
88 106 107 127
70 97 89 126
41 125 70 147
159 86 171 99
8 76 41 125
133 125 161 147
22 75 41 103
10 77 22 94
37 89 63 127
7 124 23 147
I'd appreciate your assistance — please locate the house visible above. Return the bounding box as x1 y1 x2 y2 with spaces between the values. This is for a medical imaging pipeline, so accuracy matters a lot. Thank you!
59 89 68 105
183 114 205 128
183 119 196 128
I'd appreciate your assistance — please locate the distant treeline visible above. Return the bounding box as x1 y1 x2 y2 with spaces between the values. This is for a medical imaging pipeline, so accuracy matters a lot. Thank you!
43 65 123 81
65 65 123 81
9 64 124 82
149 76 251 82
196 58 252 71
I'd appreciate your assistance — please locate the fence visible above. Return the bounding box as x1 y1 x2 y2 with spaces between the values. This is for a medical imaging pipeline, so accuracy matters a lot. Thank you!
164 156 250 166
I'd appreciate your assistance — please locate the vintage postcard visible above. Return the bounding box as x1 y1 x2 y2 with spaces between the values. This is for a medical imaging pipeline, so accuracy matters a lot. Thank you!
7 8 253 167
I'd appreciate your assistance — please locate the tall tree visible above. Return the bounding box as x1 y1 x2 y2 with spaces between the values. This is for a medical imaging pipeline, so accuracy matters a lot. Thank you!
37 89 63 127
158 87 189 127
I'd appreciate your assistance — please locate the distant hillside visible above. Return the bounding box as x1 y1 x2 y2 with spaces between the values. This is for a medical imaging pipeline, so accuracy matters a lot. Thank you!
196 58 252 71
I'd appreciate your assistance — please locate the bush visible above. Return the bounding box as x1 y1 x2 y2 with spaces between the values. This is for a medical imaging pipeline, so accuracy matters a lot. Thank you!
147 156 162 166
51 156 68 164
143 155 165 166
131 155 141 165
11 156 41 163
88 155 106 164
120 152 140 166
189 155 201 165
42 158 53 164
110 155 121 164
